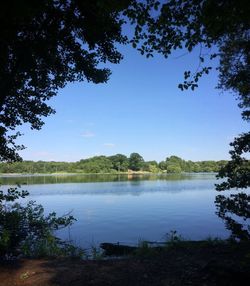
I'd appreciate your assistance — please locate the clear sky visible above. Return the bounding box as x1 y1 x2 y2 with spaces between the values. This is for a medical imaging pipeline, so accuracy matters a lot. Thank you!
17 44 248 162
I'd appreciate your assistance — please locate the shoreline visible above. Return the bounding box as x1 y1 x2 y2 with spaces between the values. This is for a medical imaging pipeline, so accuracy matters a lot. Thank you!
0 171 217 177
1 239 249 286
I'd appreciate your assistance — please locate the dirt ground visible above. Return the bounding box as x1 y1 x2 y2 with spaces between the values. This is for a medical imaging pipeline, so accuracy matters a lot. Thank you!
0 241 250 286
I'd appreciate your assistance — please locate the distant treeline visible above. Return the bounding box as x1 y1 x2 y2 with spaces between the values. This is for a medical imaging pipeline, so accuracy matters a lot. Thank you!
0 153 229 174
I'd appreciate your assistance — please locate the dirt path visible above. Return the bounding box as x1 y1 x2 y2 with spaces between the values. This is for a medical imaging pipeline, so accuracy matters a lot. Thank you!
1 242 250 286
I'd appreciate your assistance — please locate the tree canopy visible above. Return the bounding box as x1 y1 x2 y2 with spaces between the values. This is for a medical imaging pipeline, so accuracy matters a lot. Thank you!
0 0 129 161
129 153 145 171
0 154 230 174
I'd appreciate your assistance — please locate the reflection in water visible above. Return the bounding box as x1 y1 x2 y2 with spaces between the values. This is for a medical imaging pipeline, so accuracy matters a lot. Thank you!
1 173 236 247
0 174 217 197
0 173 214 186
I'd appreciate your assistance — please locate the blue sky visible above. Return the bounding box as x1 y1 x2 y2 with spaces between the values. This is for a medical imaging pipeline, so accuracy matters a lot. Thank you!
17 44 248 162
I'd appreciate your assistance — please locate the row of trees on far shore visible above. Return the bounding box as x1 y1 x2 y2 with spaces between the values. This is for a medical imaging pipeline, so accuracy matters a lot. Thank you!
0 154 229 174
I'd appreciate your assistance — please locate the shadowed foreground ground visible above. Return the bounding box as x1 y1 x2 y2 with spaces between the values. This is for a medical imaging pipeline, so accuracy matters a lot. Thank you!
0 241 250 286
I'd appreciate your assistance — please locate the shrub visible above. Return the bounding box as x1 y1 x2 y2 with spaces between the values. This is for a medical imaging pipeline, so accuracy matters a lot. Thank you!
0 187 80 258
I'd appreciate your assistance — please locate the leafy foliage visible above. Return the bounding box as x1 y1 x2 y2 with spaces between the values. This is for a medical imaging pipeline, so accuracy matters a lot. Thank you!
0 154 231 174
0 0 130 161
77 156 114 173
216 133 250 191
215 132 250 240
126 0 249 111
129 153 145 171
109 154 129 172
0 187 78 258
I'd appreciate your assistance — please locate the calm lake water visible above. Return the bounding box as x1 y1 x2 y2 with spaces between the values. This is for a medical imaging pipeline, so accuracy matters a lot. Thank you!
0 173 240 247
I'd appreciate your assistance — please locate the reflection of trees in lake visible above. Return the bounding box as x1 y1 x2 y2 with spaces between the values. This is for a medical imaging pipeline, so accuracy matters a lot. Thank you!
0 173 210 186
215 192 250 240
0 175 216 197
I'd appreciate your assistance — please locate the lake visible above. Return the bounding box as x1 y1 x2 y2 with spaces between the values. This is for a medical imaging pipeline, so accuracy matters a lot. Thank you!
0 173 240 248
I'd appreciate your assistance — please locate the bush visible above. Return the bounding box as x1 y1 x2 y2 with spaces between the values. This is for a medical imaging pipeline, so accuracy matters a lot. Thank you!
0 187 80 258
